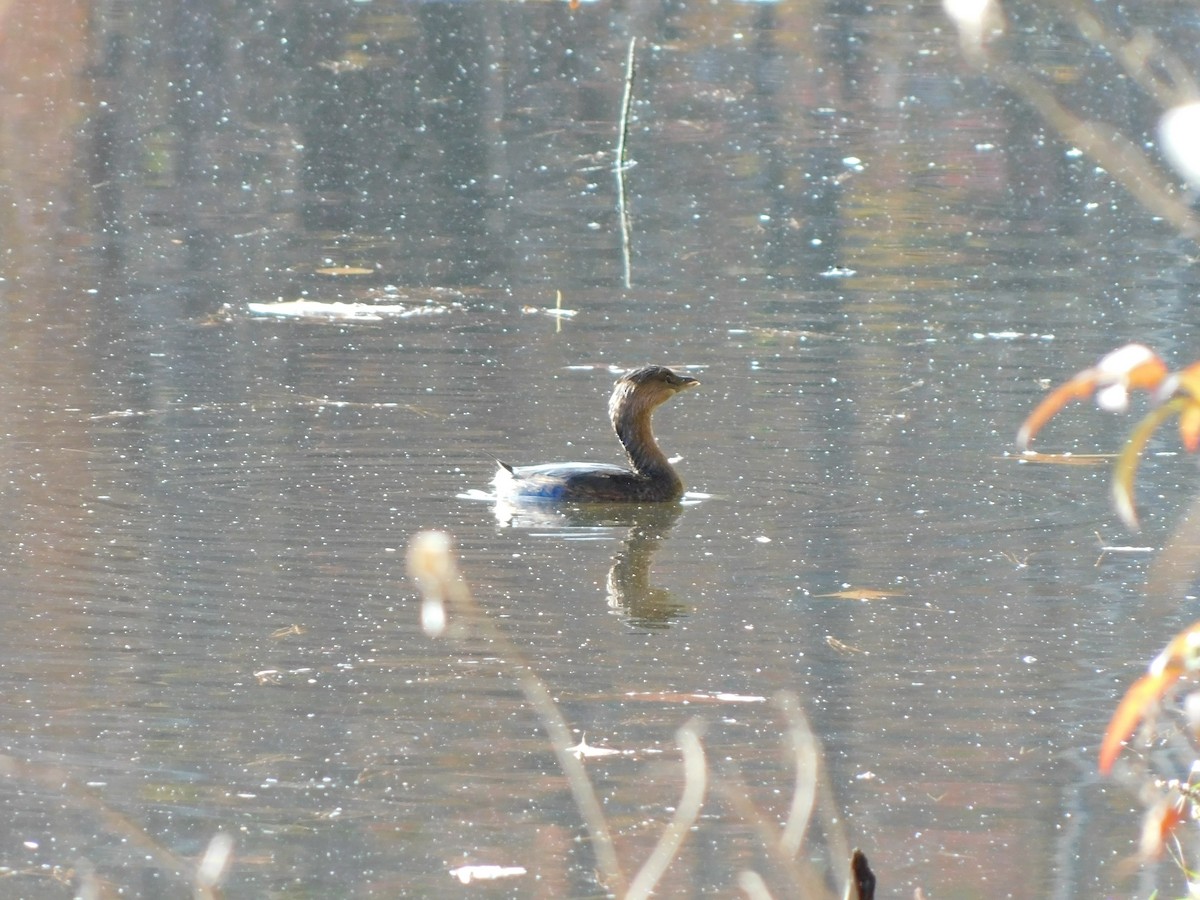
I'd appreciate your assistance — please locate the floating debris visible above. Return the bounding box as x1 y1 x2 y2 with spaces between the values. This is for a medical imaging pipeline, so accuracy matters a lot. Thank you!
521 304 578 319
521 289 577 326
971 331 1055 341
1012 451 1111 466
567 736 626 759
449 865 527 885
624 691 767 704
813 588 899 602
247 300 453 321
314 265 374 276
826 635 867 655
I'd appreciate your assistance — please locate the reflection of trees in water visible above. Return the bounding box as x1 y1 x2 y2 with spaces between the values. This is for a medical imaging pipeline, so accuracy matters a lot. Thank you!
72 0 1200 313
86 4 473 295
83 1 624 299
495 501 687 628
86 0 1050 306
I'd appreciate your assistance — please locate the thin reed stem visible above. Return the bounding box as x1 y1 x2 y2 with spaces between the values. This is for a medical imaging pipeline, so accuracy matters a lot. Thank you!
615 35 637 288
626 718 707 899
777 691 819 857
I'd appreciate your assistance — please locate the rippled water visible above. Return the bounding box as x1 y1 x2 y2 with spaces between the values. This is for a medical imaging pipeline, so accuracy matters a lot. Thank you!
4 0 1200 896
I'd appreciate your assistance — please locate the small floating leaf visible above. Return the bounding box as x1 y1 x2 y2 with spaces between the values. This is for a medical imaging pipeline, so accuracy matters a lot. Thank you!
315 265 374 276
1012 451 1111 466
813 588 898 602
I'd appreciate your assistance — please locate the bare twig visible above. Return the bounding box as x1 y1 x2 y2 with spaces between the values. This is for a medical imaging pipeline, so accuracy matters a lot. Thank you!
408 533 873 896
943 1 1200 239
615 35 637 289
777 691 853 891
992 62 1200 237
615 36 637 172
1060 0 1200 105
196 833 235 894
717 769 828 898
815 759 855 892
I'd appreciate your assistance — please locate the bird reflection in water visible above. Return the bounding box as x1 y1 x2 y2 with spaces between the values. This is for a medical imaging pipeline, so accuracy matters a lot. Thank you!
493 500 689 629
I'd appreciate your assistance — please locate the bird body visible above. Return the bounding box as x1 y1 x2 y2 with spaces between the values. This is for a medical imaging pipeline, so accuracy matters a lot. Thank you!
493 365 698 503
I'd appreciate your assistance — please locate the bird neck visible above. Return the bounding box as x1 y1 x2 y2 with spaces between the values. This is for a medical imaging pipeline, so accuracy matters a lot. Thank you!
609 385 677 483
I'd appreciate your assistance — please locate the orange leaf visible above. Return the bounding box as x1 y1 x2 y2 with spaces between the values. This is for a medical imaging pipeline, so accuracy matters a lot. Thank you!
1016 374 1099 450
1179 402 1200 453
1112 396 1187 530
1099 670 1175 774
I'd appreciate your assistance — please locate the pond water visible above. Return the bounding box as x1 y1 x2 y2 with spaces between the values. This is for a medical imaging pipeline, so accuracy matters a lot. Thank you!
4 0 1200 896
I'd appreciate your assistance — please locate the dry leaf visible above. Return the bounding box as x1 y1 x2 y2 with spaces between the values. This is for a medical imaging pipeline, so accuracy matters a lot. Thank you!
315 265 374 276
813 588 898 602
826 636 867 655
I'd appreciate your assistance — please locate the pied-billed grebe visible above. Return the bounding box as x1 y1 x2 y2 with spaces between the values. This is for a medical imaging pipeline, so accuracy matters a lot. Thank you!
492 365 699 502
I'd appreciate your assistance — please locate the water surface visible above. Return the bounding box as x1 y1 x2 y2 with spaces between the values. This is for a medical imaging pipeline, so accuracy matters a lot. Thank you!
3 0 1200 896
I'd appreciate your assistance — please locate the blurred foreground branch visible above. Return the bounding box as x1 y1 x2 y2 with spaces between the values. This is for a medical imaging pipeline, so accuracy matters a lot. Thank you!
407 530 878 898
407 530 626 893
944 0 1200 239
0 754 232 898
